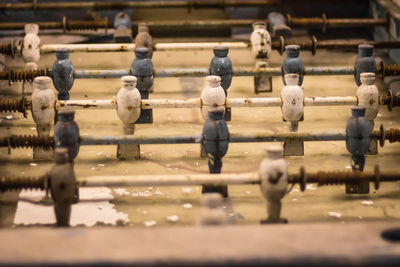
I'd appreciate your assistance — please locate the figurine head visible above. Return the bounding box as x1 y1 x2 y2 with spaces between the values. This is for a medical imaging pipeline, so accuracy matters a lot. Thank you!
285 45 300 57
33 76 52 90
206 75 221 87
24 23 39 34
58 109 75 122
358 44 374 57
114 12 131 29
121 75 137 89
252 21 267 30
55 48 70 60
138 23 149 32
360 72 375 86
265 145 283 160
213 46 229 58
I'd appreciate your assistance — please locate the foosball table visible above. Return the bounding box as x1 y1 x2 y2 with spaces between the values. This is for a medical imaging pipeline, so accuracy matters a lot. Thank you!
0 0 400 265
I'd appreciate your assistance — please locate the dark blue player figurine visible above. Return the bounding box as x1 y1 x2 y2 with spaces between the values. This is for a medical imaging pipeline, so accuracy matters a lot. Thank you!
202 110 230 197
210 46 232 121
282 45 304 86
53 109 80 202
345 106 371 193
131 47 153 123
354 44 377 86
54 110 80 163
52 48 74 100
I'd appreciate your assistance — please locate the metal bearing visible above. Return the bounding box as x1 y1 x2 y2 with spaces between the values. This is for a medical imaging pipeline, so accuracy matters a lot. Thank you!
379 124 385 147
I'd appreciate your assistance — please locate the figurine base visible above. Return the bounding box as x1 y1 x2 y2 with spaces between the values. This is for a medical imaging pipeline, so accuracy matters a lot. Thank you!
33 147 54 160
272 26 292 38
202 185 228 198
117 144 141 159
136 109 153 124
114 29 133 43
224 107 231 121
366 137 378 155
260 218 288 224
283 140 304 156
345 181 370 194
254 75 273 94
200 143 207 158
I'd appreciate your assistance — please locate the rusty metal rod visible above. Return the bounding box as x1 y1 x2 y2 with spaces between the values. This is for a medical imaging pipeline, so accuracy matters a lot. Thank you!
273 36 400 55
0 175 47 192
0 14 388 30
0 129 396 148
20 39 400 54
286 14 388 33
3 35 400 56
56 97 359 110
5 93 400 121
0 0 279 11
0 66 357 82
77 168 398 188
1 166 397 192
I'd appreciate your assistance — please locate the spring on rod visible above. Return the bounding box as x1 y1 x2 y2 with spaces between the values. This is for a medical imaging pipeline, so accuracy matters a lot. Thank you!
6 69 50 86
0 175 47 192
295 165 383 191
0 135 54 150
384 128 400 143
0 97 29 118
378 61 400 77
61 16 108 33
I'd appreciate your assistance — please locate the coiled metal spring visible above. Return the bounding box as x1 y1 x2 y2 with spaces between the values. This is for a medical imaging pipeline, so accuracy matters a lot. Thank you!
385 128 400 143
6 135 54 149
313 170 364 186
62 16 108 34
8 69 49 85
0 97 29 118
296 165 381 191
0 175 47 192
379 62 400 77
0 43 13 55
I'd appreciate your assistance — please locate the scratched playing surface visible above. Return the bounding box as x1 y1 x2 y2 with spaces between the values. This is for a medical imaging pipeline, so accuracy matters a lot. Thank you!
0 35 400 227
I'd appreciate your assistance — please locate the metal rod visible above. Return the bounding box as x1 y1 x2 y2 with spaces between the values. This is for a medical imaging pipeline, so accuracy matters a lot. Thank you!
0 67 356 82
2 128 399 150
0 15 388 30
78 173 260 187
78 132 349 146
2 167 398 191
38 42 250 53
76 169 400 188
0 0 279 10
40 43 137 53
58 96 358 110
74 66 354 79
288 17 387 28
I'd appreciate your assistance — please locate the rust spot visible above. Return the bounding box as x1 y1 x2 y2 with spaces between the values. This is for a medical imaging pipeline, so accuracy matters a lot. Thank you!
244 98 252 104
127 106 133 111
41 104 49 110
66 103 97 108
